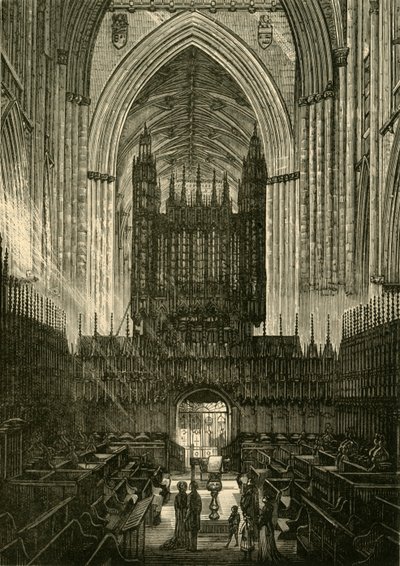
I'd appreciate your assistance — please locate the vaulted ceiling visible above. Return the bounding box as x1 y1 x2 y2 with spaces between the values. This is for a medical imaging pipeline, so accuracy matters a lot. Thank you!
117 46 258 206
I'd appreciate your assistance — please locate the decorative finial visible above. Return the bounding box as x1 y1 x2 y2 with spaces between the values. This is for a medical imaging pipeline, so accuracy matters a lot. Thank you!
126 313 130 338
180 165 187 204
4 248 9 278
110 312 114 336
294 313 299 336
211 169 218 206
93 312 98 337
222 171 230 205
169 172 175 202
326 314 331 344
310 313 315 344
386 292 391 323
195 164 202 205
378 295 382 325
279 314 283 336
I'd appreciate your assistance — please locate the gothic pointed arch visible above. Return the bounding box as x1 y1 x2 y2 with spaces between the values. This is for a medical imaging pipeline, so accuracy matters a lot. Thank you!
355 157 370 293
0 96 31 275
383 126 400 283
88 10 294 177
282 0 334 96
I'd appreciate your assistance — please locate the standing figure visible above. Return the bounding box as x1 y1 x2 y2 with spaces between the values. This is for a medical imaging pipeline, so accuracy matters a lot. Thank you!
160 480 189 550
225 505 241 548
185 481 202 552
152 482 164 526
240 513 255 561
161 472 171 503
240 478 259 538
258 495 284 564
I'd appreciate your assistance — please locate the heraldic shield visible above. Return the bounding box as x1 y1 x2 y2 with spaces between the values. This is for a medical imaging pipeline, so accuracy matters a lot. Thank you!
258 15 273 49
112 13 128 49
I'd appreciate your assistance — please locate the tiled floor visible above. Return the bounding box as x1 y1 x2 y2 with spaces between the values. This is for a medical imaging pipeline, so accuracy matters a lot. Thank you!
144 476 305 565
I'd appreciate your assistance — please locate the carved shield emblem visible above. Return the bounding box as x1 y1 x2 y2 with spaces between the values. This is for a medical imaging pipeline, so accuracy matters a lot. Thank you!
258 15 273 49
112 14 128 50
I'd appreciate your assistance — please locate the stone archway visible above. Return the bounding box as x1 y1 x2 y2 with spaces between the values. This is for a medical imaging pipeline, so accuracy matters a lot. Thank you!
174 386 239 468
89 10 294 175
87 9 294 323
383 125 400 283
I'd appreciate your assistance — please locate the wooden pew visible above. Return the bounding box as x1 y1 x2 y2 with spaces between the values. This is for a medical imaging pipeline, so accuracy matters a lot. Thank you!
297 495 357 566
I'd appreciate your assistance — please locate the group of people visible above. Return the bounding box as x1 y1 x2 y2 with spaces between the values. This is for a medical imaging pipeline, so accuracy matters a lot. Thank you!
161 474 284 563
160 480 203 552
233 477 284 563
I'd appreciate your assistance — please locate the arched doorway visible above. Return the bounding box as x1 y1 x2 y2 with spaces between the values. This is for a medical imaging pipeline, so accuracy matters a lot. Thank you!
176 389 231 469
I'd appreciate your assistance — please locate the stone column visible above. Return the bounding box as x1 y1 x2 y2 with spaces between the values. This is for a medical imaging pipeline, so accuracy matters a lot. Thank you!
369 0 380 281
272 182 279 332
265 183 273 329
70 96 80 284
100 174 108 326
56 50 67 276
315 99 325 286
94 173 102 317
63 92 73 281
77 97 90 288
278 180 285 316
323 86 335 286
106 176 115 323
288 177 296 328
345 0 357 293
298 102 310 292
333 48 349 286
308 103 317 289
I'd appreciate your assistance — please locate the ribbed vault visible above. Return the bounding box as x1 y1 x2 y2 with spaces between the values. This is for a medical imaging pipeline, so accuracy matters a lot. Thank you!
117 46 258 208
89 10 294 177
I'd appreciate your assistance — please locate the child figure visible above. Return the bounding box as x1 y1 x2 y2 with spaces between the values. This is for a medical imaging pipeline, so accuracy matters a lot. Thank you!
240 513 255 561
225 505 241 548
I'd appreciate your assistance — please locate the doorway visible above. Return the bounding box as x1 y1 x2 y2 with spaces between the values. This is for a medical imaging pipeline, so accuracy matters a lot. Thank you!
177 389 229 469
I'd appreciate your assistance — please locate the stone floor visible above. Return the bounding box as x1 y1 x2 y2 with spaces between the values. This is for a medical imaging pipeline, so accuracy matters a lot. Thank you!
144 475 306 565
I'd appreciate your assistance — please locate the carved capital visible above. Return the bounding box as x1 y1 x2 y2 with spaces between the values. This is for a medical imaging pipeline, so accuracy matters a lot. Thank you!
307 94 317 104
66 92 75 103
300 87 335 106
266 171 300 185
323 80 335 99
57 49 68 65
107 175 116 183
370 274 385 285
333 47 349 67
369 0 379 14
79 96 91 106
100 173 109 182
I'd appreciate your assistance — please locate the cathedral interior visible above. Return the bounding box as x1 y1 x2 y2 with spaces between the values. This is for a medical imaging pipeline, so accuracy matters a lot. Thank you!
0 0 399 564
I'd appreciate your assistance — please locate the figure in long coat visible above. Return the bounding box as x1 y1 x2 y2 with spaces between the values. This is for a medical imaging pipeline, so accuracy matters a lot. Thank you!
160 481 189 550
240 478 259 538
257 496 284 564
185 481 202 551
